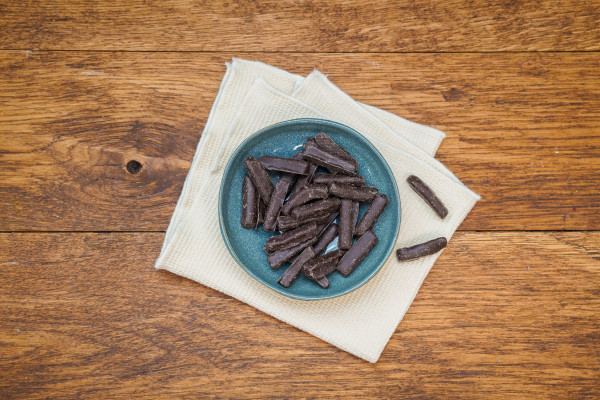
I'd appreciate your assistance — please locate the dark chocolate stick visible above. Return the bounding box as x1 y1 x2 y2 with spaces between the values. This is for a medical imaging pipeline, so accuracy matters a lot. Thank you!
256 198 266 228
290 160 318 197
328 182 377 202
259 156 309 175
263 179 291 231
241 176 258 229
244 156 274 203
315 132 359 169
278 247 316 287
286 214 336 263
313 224 339 255
302 145 356 175
338 199 353 250
291 197 341 221
337 230 378 277
312 173 365 186
316 211 339 236
280 184 328 215
407 175 448 219
305 250 344 279
279 152 304 184
351 201 360 236
278 212 333 232
396 237 447 261
355 194 389 237
316 276 330 288
267 237 318 268
303 250 341 275
303 250 337 274
264 222 318 253
304 137 318 150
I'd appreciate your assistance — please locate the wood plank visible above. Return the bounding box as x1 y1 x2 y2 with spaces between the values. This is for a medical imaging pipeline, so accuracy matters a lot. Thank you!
1 52 599 231
0 232 598 399
0 1 598 52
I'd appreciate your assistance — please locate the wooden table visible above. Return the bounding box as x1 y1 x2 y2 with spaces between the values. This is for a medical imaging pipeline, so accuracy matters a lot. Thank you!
1 2 599 398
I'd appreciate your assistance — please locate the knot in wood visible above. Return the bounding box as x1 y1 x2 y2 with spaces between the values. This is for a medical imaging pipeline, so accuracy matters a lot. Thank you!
126 160 143 175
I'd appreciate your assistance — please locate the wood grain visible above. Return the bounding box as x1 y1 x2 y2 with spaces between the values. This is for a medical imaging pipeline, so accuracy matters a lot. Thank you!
1 51 599 231
0 232 598 399
2 1 598 399
1 1 599 52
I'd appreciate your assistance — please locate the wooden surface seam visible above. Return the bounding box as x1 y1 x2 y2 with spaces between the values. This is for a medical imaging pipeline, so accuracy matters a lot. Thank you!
1 1 599 52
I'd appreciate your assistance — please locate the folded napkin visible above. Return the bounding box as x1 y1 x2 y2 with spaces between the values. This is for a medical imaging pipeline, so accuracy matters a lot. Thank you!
156 58 480 362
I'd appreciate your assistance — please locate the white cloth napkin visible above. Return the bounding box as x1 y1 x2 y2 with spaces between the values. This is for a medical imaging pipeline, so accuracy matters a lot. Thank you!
156 58 480 362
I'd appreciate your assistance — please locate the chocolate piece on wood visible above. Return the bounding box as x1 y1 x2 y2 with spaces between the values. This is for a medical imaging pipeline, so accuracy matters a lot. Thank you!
407 175 448 219
328 182 377 202
355 194 388 237
290 197 341 221
337 230 378 277
281 184 328 215
263 179 291 231
259 155 310 175
244 156 274 203
396 237 447 261
313 224 339 255
264 222 318 253
338 199 354 250
312 173 365 186
241 176 258 229
278 246 316 287
302 145 356 175
314 132 359 169
266 237 318 268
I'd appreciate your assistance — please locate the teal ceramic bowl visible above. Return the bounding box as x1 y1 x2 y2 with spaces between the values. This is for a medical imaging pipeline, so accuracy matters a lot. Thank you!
219 118 400 300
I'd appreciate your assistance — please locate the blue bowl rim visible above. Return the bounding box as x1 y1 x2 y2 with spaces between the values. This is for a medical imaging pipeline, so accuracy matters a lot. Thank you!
218 118 401 300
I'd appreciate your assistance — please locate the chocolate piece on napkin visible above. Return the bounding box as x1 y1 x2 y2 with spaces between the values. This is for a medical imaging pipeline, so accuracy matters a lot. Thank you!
407 175 448 219
396 237 447 261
